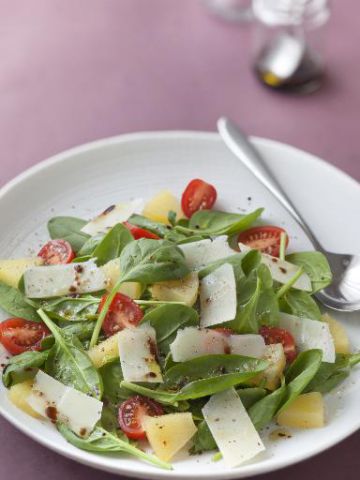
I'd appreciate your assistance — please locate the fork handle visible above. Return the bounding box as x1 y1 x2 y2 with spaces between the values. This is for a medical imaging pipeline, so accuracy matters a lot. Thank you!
217 117 323 251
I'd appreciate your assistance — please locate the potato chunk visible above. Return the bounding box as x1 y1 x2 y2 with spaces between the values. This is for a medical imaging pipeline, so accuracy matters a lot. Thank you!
142 190 184 225
277 392 325 429
323 313 350 354
150 272 199 307
101 259 142 299
143 413 197 461
88 333 120 368
251 343 286 391
8 380 41 418
0 257 43 288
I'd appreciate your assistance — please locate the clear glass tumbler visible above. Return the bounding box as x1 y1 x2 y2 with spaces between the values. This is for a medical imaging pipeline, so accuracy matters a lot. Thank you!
252 0 330 93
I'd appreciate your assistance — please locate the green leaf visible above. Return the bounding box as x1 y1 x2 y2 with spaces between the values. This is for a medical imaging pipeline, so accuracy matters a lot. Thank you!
164 354 268 400
249 385 287 431
128 214 170 238
256 264 279 327
186 208 263 235
40 320 97 350
120 381 179 405
77 234 104 257
0 281 40 321
305 353 360 394
141 304 199 357
2 350 49 387
40 295 100 322
237 387 268 409
280 289 322 321
100 361 129 404
280 349 323 412
57 424 172 470
198 250 261 280
47 216 90 252
190 420 217 454
286 252 332 293
120 239 190 283
92 224 134 266
38 309 103 399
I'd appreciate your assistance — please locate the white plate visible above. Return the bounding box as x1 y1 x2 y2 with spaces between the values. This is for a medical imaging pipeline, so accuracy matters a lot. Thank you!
0 132 359 479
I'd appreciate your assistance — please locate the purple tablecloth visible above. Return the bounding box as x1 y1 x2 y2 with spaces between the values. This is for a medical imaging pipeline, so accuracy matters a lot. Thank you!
0 1 359 478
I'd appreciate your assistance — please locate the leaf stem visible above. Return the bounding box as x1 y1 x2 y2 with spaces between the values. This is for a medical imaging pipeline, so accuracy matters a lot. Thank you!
135 300 186 306
279 232 287 261
89 277 123 348
275 267 304 300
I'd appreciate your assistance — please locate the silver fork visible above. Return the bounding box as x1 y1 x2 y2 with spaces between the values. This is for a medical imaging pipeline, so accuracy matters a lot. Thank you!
217 117 360 312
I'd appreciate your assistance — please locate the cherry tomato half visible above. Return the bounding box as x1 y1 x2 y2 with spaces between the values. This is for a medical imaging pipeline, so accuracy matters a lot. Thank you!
118 395 164 439
38 239 75 265
0 318 50 355
123 222 159 240
238 226 288 257
99 293 144 337
259 325 297 363
181 179 217 218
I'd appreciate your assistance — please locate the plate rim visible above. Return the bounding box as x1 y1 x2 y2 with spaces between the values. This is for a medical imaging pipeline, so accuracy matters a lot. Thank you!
0 130 359 479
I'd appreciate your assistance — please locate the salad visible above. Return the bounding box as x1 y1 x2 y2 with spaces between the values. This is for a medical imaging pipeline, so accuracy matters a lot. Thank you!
0 178 359 470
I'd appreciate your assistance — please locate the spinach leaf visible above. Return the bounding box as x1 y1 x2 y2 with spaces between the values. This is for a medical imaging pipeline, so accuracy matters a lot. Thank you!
120 382 179 405
0 281 40 321
249 385 287 431
100 361 129 404
141 304 199 356
2 350 49 387
186 208 263 235
128 214 170 238
41 320 97 350
120 239 190 284
280 349 323 412
286 252 332 293
280 289 322 321
224 270 261 333
305 353 360 394
40 295 100 322
47 216 89 252
237 387 268 409
256 264 279 327
78 234 104 257
92 224 134 266
38 309 103 399
190 420 217 454
57 424 172 470
164 354 268 400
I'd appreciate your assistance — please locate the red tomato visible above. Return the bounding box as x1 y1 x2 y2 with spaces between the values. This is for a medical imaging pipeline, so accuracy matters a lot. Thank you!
99 293 144 337
181 179 217 218
123 222 159 240
38 239 75 265
238 226 288 257
118 395 164 439
0 318 50 355
259 325 297 363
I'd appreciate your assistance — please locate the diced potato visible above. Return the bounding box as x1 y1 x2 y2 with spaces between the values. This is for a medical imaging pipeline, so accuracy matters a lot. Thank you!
142 190 184 225
101 259 142 299
251 344 286 391
143 413 197 462
8 380 41 418
0 257 43 288
323 313 350 354
150 272 199 307
277 392 325 429
88 333 120 368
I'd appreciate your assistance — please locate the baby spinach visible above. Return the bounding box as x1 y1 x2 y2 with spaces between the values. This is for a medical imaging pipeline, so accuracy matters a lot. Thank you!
128 214 170 238
141 304 199 356
100 361 129 404
90 239 190 347
280 289 322 321
0 281 40 322
58 424 172 470
40 295 100 322
198 250 261 280
249 385 287 431
92 223 134 266
2 350 49 387
164 354 268 400
305 353 360 394
78 234 104 257
279 349 323 412
190 420 217 454
256 264 279 327
38 309 103 399
47 216 89 252
237 386 268 409
286 251 332 293
186 208 263 235
120 381 179 405
41 321 97 350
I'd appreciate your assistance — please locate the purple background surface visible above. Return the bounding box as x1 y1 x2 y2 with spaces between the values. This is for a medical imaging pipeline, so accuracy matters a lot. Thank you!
0 0 359 478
